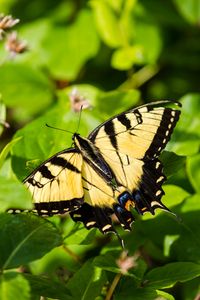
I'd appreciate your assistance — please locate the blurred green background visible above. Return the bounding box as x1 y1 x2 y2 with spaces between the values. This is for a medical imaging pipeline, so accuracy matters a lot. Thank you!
0 0 200 126
0 1 200 300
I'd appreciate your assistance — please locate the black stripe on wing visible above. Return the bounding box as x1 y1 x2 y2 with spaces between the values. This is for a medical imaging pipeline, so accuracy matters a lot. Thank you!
144 108 181 160
34 198 83 216
8 198 84 216
104 120 118 149
70 201 135 233
88 100 181 143
117 114 132 130
23 148 80 183
132 159 168 215
51 156 81 173
70 203 115 234
39 165 55 179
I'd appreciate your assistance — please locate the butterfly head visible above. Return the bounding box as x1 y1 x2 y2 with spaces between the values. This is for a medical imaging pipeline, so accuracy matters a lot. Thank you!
72 133 89 151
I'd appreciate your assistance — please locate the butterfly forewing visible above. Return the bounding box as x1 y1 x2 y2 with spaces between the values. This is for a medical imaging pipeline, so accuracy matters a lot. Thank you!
24 149 84 215
89 105 180 160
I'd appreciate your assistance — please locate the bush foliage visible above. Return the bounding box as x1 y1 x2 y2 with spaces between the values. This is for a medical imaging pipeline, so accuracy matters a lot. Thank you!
0 0 200 299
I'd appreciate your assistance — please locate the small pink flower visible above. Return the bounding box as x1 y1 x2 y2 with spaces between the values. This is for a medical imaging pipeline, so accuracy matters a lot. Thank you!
69 88 92 112
0 14 19 39
5 31 28 55
116 251 137 274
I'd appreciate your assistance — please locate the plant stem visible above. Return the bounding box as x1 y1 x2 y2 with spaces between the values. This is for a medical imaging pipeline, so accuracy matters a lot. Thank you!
105 273 122 300
119 65 159 90
62 244 82 264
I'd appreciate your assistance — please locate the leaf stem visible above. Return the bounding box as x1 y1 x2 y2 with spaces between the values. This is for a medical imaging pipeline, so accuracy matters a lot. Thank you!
105 273 122 300
119 65 159 90
62 244 82 264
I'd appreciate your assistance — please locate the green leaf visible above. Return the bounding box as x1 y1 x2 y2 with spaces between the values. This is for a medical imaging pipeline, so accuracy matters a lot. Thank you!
18 18 52 67
134 22 162 64
66 260 107 300
24 273 72 299
0 137 22 170
64 223 97 245
43 9 100 80
0 272 30 300
97 89 140 118
174 0 200 24
93 253 123 274
160 151 186 178
187 153 200 193
28 244 81 276
90 0 124 48
111 46 144 70
103 0 124 12
0 177 32 212
115 278 157 300
0 214 62 270
163 235 179 257
0 63 54 119
136 193 200 262
144 262 200 289
168 94 200 156
162 184 189 208
180 193 200 213
0 99 7 137
156 290 175 300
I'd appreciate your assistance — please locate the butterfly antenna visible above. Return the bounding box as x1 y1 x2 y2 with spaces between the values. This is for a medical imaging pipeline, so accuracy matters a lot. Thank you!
45 124 74 135
76 105 83 133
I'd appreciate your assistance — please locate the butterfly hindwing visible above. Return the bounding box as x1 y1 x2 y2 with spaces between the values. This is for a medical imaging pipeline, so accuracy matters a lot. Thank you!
23 149 84 215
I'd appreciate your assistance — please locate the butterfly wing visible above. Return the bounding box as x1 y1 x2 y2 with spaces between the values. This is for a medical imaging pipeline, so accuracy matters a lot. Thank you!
70 158 134 233
87 101 181 215
18 101 181 235
23 148 84 215
89 101 181 160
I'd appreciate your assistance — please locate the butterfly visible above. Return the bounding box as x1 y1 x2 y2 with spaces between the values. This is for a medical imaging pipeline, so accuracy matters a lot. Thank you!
21 100 181 236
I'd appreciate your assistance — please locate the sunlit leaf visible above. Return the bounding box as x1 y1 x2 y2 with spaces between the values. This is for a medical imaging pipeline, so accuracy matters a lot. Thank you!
66 260 107 300
187 153 200 193
0 63 54 118
0 272 30 300
144 262 200 288
0 177 32 212
174 0 200 24
0 214 62 269
43 9 100 80
0 137 21 170
24 273 72 299
90 0 123 48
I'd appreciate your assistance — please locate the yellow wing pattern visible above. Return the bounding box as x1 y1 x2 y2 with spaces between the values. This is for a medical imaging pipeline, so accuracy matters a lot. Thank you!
13 101 181 235
72 101 181 233
23 149 84 215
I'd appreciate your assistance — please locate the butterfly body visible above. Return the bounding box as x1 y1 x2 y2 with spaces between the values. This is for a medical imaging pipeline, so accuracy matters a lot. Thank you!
20 101 181 234
73 133 115 183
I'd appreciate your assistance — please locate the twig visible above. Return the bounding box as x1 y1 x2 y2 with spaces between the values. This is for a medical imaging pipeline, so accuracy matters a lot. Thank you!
105 273 122 300
119 65 159 90
62 244 82 264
